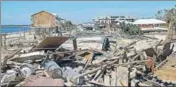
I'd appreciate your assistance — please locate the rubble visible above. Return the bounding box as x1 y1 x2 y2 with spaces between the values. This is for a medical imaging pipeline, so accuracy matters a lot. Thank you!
1 35 176 86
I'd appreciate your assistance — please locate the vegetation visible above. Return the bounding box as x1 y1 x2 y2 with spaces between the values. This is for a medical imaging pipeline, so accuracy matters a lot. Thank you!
155 5 176 40
119 22 141 35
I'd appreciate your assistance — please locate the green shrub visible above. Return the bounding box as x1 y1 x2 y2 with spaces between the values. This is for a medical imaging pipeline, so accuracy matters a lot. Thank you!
119 22 141 35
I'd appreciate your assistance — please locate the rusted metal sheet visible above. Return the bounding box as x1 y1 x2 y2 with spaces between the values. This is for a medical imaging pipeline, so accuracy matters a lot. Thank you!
34 36 69 51
145 57 154 74
24 75 64 86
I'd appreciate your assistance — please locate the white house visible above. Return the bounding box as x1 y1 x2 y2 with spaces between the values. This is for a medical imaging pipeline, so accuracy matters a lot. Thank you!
133 19 167 31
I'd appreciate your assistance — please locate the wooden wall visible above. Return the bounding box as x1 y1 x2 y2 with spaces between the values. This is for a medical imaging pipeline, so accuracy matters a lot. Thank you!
31 11 56 27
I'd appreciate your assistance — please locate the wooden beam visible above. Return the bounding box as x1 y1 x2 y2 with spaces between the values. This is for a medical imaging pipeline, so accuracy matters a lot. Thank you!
75 59 119 78
2 49 22 68
89 80 107 86
73 38 77 50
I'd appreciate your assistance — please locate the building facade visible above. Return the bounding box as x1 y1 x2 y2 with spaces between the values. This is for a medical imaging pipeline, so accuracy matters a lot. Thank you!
80 22 95 31
31 11 61 27
133 19 167 32
93 16 136 25
31 11 68 35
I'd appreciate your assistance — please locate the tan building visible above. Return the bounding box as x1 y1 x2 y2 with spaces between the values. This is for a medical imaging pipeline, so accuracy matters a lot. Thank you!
31 11 62 28
31 11 68 36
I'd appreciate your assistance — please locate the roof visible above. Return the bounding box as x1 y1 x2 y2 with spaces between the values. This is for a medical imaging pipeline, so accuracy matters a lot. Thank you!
133 19 166 24
31 11 56 17
52 13 57 16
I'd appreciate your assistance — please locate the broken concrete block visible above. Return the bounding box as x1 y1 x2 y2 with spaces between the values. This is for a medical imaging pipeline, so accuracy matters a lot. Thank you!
10 51 45 63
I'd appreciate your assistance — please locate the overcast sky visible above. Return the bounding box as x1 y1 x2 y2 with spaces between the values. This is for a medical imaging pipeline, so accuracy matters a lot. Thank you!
1 1 175 25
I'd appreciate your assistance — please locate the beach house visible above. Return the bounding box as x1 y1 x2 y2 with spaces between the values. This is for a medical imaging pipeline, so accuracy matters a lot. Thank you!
133 19 167 32
93 16 136 25
92 16 136 31
31 11 65 35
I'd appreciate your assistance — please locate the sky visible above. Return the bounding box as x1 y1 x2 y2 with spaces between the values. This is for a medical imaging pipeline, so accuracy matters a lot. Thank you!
1 1 176 25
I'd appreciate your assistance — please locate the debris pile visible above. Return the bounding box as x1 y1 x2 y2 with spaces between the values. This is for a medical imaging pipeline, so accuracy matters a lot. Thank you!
1 36 176 86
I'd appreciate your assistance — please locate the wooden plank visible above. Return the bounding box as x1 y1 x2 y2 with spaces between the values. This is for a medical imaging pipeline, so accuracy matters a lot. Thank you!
95 69 105 82
156 59 168 69
2 49 22 68
72 38 77 50
124 40 139 49
155 40 163 52
92 70 102 80
104 74 110 86
89 80 107 86
110 71 116 86
75 59 119 78
82 52 93 72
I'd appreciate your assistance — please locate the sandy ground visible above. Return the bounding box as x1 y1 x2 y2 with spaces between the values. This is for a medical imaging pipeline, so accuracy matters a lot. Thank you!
155 57 176 83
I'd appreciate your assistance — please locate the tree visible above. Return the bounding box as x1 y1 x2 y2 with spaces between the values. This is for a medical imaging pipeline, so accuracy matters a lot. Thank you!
155 5 176 40
165 8 176 40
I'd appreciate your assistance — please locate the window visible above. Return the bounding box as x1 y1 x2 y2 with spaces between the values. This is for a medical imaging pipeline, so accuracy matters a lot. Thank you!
155 24 159 27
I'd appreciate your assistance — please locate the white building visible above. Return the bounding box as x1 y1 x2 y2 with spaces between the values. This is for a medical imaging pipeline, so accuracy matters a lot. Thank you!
133 19 167 32
93 16 136 25
80 22 95 31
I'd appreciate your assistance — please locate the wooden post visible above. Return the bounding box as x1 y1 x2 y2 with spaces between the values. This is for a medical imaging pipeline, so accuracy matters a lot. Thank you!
1 35 3 47
104 74 110 86
23 28 25 39
20 28 22 38
73 38 77 50
128 65 131 87
2 49 22 69
4 35 6 49
0 31 1 75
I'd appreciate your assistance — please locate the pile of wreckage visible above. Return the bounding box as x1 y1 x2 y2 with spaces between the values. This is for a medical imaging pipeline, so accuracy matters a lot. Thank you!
1 36 176 86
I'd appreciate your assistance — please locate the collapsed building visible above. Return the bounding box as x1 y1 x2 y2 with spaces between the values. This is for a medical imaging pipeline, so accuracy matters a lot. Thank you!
1 32 176 86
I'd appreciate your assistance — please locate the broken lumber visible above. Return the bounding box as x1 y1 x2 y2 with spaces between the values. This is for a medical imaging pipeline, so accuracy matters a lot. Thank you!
104 74 110 86
110 71 116 86
2 49 22 68
155 58 168 69
75 59 119 78
89 80 107 86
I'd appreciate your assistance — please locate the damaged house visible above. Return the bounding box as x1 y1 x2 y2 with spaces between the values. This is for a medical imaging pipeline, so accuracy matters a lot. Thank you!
31 11 66 35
